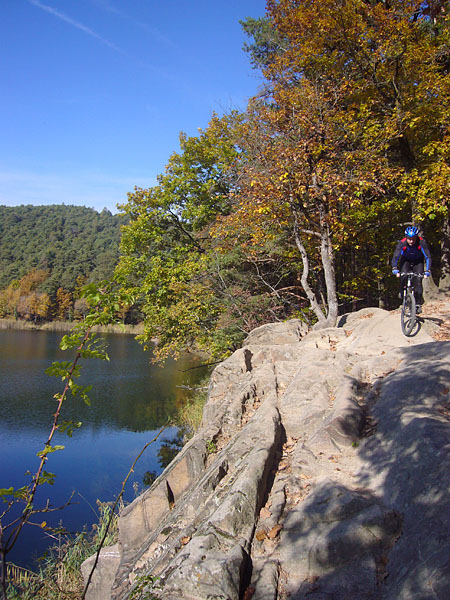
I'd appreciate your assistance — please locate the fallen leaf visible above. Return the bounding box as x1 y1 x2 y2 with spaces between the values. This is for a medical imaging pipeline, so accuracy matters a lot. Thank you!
267 524 282 539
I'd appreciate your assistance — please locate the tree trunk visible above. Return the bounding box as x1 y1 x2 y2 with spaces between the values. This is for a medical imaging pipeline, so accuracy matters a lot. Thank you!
378 279 386 309
293 207 339 327
439 215 450 291
319 217 338 326
293 214 327 323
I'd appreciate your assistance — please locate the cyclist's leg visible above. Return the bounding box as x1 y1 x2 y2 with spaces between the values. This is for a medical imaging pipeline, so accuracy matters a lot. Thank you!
399 260 409 301
413 262 424 310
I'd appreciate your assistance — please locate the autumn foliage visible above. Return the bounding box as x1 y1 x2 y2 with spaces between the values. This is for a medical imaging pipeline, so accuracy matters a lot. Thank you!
117 0 450 361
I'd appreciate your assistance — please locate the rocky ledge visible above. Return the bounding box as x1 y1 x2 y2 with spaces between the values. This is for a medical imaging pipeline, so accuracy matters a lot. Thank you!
82 299 450 600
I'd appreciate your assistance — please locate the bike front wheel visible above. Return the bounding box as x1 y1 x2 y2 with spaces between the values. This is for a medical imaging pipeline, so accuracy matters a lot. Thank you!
401 290 416 336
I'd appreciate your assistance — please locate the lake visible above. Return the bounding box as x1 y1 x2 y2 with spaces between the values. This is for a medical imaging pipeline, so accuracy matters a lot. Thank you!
0 328 207 568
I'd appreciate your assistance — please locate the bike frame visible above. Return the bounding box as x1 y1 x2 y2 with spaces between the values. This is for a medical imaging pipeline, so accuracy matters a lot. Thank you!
400 272 423 336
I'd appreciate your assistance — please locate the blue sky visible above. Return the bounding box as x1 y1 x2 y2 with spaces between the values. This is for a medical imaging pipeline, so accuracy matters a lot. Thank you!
1 0 266 213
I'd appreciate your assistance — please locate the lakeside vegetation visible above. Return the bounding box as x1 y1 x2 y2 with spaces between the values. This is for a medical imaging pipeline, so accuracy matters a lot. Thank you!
0 318 143 335
6 501 119 600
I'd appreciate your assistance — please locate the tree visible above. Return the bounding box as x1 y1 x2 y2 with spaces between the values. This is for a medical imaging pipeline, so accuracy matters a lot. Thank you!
18 269 48 295
55 287 73 321
0 282 20 319
117 111 314 360
114 0 450 356
17 292 51 323
231 0 450 321
240 16 286 70
74 297 89 321
116 113 247 361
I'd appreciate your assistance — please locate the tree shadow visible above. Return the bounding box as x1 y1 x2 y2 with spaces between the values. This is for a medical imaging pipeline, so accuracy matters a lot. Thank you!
285 342 450 599
420 315 444 328
406 314 444 337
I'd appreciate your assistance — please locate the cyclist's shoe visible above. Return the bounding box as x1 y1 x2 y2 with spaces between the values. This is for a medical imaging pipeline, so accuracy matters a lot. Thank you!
416 305 422 314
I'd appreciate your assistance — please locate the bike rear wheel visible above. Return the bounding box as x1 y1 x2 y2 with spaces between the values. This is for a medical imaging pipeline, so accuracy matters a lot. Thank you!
401 290 416 336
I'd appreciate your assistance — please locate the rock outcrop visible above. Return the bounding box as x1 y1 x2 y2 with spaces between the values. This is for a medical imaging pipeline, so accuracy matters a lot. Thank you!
82 299 450 600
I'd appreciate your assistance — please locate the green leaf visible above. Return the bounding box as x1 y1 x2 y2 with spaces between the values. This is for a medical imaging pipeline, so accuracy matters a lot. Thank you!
81 392 91 407
58 420 83 437
37 471 57 486
45 361 72 378
0 486 30 502
37 444 65 458
60 330 91 351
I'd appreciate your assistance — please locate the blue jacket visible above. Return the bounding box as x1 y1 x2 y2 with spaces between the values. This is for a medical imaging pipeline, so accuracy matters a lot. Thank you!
392 237 431 270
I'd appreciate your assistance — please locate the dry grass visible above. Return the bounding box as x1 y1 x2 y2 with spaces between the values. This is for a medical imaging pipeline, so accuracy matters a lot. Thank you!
0 318 143 335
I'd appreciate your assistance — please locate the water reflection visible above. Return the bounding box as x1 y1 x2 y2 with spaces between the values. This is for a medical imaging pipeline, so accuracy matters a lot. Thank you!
0 329 207 567
0 329 204 432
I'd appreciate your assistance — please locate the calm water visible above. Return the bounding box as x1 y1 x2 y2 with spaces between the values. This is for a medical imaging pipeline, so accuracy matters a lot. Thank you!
0 329 206 568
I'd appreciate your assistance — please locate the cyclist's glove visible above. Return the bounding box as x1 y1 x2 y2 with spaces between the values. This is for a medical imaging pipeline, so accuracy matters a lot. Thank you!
424 270 431 278
392 269 399 275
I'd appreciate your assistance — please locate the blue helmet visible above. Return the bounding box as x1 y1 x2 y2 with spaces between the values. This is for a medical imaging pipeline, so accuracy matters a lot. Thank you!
405 225 419 238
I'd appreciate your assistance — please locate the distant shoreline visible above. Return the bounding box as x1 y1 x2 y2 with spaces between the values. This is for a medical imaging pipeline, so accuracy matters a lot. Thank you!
0 318 144 335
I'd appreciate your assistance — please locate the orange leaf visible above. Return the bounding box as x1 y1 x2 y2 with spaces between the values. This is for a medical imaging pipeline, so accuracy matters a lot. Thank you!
268 524 282 539
255 529 267 541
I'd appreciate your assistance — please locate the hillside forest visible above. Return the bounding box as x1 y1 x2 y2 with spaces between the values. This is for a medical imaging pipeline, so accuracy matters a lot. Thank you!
0 205 127 323
115 0 450 362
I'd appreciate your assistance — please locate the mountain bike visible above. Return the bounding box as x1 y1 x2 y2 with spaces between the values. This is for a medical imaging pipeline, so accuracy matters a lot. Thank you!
400 272 423 336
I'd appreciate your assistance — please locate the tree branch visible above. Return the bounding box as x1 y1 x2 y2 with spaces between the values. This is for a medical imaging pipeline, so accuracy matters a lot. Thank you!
82 427 166 600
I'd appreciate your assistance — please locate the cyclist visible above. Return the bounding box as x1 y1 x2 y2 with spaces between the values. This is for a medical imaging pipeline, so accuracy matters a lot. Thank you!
392 226 431 314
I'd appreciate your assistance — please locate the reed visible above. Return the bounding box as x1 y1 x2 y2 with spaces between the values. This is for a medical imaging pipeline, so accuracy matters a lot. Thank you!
176 376 210 433
0 318 143 335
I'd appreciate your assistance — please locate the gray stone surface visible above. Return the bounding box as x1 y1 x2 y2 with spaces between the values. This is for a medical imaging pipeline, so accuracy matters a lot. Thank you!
279 482 402 598
244 319 308 346
81 544 121 600
82 301 450 600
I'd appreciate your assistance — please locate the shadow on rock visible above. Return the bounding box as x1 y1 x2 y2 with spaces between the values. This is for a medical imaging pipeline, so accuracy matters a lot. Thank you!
285 342 450 600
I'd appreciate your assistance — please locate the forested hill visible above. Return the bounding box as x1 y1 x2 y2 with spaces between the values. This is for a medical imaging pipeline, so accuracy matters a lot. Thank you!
0 204 127 292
